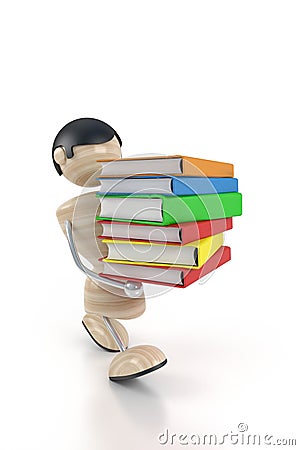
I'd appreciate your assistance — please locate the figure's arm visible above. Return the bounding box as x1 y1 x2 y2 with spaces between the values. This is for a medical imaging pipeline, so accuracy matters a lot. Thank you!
56 192 107 270
56 194 143 298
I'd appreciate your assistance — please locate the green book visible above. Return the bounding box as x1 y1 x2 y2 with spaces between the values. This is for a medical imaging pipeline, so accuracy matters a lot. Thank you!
96 192 242 225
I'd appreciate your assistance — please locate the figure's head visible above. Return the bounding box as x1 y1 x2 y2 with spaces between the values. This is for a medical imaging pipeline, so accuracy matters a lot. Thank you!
52 118 122 186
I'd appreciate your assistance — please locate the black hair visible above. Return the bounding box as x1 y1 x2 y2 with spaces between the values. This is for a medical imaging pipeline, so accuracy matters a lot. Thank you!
52 118 122 175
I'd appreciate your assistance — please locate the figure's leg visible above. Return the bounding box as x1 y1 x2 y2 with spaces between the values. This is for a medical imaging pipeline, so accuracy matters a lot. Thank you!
84 277 167 381
83 277 133 351
82 314 128 352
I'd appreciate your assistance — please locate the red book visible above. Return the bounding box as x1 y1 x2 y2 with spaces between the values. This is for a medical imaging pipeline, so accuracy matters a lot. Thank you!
99 246 231 288
97 218 233 245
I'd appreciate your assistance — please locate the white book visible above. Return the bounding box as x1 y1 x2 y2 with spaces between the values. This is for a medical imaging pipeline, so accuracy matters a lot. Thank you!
99 157 182 177
102 262 184 286
104 240 197 266
100 197 164 222
98 177 174 194
100 222 181 243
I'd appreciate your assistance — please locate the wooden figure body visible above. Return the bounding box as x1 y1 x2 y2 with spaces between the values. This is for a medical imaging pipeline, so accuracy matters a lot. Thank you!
53 118 167 381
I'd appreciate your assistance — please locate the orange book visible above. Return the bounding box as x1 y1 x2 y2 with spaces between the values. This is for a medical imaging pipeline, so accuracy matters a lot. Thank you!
96 155 234 177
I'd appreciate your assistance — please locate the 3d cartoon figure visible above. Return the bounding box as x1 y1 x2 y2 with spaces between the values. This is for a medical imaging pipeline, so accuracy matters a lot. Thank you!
53 118 242 382
53 118 167 381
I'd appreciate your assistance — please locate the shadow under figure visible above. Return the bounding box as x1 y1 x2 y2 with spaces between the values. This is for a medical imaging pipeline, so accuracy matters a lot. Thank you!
53 118 167 382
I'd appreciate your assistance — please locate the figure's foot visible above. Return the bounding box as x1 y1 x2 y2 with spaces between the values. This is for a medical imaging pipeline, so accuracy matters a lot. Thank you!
82 314 129 352
109 345 167 381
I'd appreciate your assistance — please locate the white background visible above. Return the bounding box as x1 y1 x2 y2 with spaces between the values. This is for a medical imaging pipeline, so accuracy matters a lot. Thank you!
1 1 299 449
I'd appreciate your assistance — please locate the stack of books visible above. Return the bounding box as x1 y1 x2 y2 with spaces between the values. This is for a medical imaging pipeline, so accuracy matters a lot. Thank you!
96 155 242 288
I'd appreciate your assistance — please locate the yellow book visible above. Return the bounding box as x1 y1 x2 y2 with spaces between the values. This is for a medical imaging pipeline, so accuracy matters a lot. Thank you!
102 233 224 269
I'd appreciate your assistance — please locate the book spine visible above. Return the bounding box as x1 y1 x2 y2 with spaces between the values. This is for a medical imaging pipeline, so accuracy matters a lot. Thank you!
162 193 242 225
180 217 233 244
182 157 234 177
183 246 231 287
172 177 238 195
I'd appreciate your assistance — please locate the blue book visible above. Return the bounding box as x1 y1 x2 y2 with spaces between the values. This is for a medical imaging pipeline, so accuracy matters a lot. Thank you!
96 176 238 196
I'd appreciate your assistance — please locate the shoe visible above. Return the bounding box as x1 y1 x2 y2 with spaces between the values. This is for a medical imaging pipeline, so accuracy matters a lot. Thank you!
109 345 167 381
